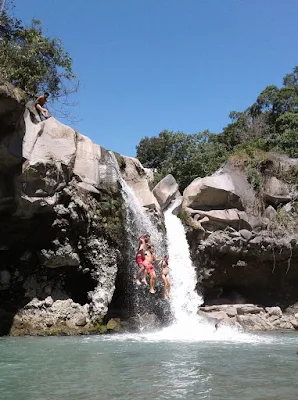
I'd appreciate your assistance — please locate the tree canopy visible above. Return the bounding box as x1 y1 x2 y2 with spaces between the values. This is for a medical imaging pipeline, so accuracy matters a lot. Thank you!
136 66 298 189
0 11 77 102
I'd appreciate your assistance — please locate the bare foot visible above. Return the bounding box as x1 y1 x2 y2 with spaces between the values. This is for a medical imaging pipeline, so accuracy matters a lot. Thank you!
136 280 141 286
149 289 156 294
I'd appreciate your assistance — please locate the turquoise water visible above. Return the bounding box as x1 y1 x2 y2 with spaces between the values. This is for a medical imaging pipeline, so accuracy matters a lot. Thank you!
1 332 298 400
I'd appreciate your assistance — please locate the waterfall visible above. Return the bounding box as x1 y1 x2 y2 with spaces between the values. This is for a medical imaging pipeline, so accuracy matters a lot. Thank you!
164 200 203 323
137 199 246 341
108 152 165 257
108 152 167 322
106 153 253 341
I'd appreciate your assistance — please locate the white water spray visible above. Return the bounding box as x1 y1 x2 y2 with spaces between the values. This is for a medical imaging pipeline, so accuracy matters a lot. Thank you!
138 199 256 342
164 201 202 323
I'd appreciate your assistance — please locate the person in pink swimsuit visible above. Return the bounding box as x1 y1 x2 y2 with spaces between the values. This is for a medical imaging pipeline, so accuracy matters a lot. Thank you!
143 244 159 294
135 234 151 285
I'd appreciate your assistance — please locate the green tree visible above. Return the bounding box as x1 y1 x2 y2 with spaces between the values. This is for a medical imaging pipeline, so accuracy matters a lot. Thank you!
136 130 227 190
0 12 77 101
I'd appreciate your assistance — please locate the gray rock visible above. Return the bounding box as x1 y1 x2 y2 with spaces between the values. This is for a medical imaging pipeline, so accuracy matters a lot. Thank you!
264 205 277 219
39 242 80 268
263 177 292 206
120 156 161 212
226 307 237 317
290 318 298 330
75 315 87 327
0 270 11 286
183 173 244 210
187 208 252 232
265 306 282 317
152 174 179 210
239 229 252 241
237 305 264 315
44 296 54 308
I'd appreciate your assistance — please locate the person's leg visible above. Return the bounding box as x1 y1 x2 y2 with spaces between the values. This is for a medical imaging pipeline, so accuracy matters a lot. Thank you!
161 274 167 299
136 264 144 284
149 270 156 294
141 268 148 285
166 276 170 298
36 104 50 118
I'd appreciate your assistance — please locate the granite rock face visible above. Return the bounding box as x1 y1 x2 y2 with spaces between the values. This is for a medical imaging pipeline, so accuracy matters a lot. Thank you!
152 174 180 210
183 156 298 320
0 87 166 336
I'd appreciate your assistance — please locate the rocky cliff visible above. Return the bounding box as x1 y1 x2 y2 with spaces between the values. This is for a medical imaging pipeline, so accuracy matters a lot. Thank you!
0 81 167 336
179 152 298 331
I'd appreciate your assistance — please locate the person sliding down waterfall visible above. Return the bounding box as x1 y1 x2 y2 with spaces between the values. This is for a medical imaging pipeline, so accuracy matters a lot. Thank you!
143 244 158 294
135 233 151 286
159 256 170 300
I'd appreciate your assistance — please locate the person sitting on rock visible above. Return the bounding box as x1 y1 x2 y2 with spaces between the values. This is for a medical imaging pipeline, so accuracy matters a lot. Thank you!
135 233 151 286
159 256 170 300
34 92 50 119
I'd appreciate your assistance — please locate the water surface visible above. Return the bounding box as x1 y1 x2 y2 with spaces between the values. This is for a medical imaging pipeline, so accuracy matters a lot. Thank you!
1 332 297 400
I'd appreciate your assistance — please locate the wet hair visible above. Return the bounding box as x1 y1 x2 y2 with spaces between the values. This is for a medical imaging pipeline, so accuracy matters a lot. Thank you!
44 92 49 97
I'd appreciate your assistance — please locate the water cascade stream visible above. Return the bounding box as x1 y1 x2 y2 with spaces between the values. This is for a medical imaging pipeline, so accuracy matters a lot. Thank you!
143 200 253 342
108 152 167 323
108 153 252 340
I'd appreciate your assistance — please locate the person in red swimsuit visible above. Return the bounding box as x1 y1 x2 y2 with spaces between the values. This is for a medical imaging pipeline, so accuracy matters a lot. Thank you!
135 234 150 286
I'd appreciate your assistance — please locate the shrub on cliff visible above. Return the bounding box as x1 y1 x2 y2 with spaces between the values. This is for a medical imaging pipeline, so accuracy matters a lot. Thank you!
0 12 77 101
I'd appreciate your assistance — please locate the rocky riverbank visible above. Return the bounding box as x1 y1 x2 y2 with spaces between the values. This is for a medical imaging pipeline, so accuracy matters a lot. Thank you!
199 304 298 332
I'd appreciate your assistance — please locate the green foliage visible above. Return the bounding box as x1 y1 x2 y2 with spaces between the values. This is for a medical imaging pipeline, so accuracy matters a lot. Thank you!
91 318 107 334
0 12 77 99
96 192 124 246
137 130 227 190
136 66 298 190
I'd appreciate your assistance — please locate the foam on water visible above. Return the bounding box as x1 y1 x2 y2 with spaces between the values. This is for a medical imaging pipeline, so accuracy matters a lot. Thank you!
126 199 269 344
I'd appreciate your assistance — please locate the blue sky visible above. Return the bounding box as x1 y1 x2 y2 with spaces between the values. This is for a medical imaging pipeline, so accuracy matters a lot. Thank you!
14 0 298 156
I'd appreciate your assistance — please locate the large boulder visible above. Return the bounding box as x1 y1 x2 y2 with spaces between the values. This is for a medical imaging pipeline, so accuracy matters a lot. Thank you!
186 208 252 231
121 156 160 211
74 134 118 193
23 111 77 166
152 174 179 210
183 173 244 210
263 177 292 206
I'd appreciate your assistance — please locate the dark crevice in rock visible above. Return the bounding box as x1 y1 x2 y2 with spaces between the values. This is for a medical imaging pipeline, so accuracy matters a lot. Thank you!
61 268 97 306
